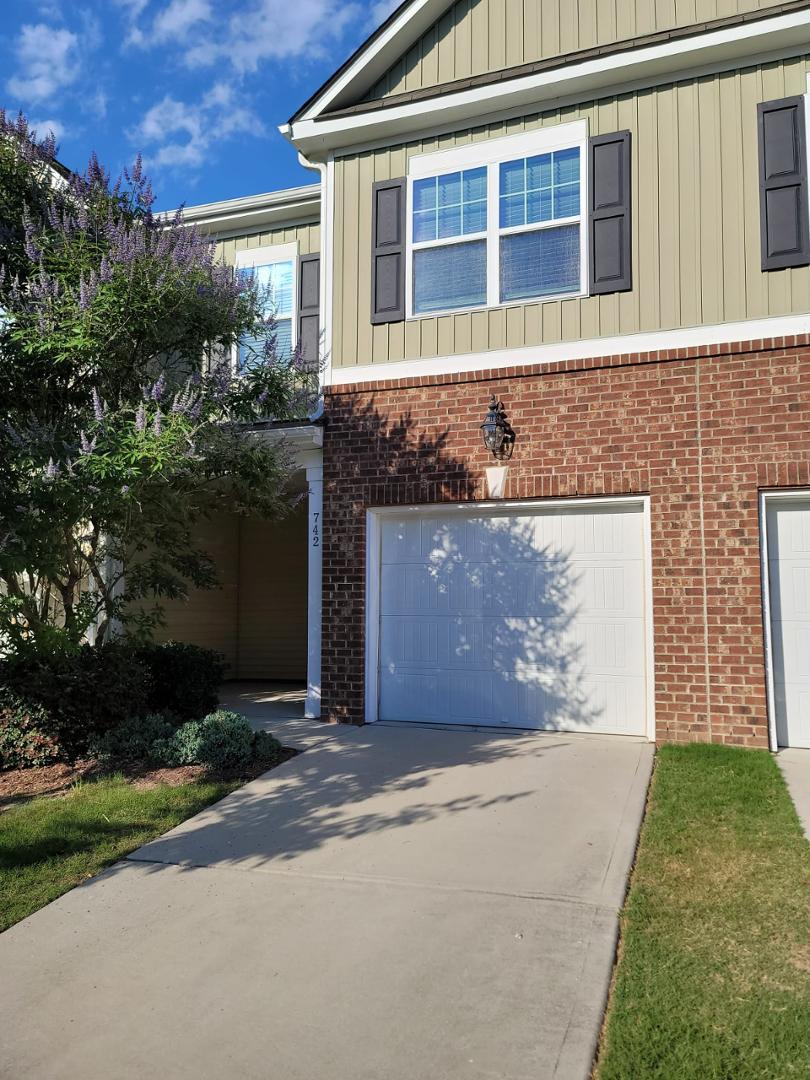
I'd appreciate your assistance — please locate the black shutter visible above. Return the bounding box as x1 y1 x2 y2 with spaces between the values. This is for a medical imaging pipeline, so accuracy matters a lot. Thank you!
298 253 320 364
758 96 810 271
588 131 632 294
371 177 406 324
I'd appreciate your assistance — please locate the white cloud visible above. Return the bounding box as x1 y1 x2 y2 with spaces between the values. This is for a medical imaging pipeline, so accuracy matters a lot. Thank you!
134 82 265 172
152 0 212 42
28 117 67 143
6 23 80 105
113 0 151 47
129 0 363 70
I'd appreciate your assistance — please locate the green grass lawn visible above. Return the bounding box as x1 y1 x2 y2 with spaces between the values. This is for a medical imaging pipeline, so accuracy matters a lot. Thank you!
596 744 810 1080
0 776 239 932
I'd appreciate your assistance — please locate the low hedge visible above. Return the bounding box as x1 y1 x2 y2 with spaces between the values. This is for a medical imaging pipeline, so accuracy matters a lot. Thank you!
0 691 63 769
0 639 226 768
90 710 284 771
134 641 225 722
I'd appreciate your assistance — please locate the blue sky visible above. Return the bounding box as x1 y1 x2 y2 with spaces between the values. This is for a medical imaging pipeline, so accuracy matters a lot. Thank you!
0 0 398 211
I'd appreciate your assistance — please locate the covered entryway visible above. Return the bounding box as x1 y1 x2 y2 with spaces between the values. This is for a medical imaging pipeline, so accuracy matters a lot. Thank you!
151 422 324 717
763 494 810 748
367 498 653 736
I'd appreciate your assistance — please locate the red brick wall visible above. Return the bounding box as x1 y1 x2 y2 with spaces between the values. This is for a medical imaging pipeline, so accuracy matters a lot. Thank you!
322 335 810 746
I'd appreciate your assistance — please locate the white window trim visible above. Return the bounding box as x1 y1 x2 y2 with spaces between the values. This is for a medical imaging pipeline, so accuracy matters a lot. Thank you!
233 241 299 371
759 488 810 752
405 121 589 320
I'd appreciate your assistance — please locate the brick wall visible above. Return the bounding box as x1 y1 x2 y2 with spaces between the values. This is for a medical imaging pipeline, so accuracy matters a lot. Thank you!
322 335 810 746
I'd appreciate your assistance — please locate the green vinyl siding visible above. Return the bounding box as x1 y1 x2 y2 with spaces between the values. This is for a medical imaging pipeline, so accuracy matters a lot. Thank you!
365 0 796 102
332 55 810 371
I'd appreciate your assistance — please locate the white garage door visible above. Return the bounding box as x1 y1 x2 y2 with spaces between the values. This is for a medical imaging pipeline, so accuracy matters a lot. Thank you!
375 502 650 735
766 498 810 748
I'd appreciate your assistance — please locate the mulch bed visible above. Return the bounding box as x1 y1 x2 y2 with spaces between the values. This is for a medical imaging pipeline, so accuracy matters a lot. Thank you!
0 748 298 809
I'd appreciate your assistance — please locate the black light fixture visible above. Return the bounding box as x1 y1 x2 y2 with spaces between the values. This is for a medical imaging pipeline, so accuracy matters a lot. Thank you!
480 394 515 461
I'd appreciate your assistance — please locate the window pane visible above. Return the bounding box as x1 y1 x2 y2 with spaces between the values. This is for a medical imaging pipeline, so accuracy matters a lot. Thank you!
413 209 437 243
413 177 436 212
438 204 462 239
463 200 487 234
554 182 579 218
463 167 487 201
438 172 461 207
500 225 580 302
527 188 553 224
500 159 525 196
414 240 487 314
415 166 489 243
238 318 293 371
554 146 580 184
254 261 294 316
500 193 525 228
526 153 552 191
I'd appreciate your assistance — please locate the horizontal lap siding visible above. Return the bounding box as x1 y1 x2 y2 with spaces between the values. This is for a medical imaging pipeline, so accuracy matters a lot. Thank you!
333 57 810 371
366 0 794 100
237 508 308 681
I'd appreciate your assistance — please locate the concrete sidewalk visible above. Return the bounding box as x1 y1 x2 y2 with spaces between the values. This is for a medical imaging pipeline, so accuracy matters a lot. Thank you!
778 748 810 837
0 717 653 1080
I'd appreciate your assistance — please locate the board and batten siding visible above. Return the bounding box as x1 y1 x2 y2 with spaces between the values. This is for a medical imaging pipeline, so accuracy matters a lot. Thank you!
332 55 810 371
366 0 796 101
215 221 320 265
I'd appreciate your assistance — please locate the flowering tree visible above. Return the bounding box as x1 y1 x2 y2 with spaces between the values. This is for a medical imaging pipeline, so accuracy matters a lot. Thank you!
0 112 316 657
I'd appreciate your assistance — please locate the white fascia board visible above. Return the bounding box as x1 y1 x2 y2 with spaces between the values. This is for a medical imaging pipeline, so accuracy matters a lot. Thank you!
289 9 810 157
172 184 321 237
325 312 810 387
297 0 453 121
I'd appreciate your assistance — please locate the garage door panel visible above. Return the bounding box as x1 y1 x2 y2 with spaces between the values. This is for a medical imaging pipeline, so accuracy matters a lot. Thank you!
380 671 447 723
769 562 810 621
377 505 649 736
771 621 810 684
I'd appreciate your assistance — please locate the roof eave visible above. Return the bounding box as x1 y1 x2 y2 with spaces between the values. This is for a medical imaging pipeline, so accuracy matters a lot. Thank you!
286 6 810 158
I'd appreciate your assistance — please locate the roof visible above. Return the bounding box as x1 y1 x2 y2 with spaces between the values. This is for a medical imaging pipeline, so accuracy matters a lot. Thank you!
287 0 453 124
174 183 321 236
284 1 810 158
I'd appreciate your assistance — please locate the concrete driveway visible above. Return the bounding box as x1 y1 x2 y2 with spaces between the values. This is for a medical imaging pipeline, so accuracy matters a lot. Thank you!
0 715 653 1080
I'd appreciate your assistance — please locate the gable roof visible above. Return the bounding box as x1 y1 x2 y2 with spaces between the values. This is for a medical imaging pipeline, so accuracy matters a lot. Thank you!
288 0 454 123
284 2 810 158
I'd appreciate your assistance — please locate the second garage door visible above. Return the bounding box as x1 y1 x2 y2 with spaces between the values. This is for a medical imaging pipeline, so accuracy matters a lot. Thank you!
375 501 650 736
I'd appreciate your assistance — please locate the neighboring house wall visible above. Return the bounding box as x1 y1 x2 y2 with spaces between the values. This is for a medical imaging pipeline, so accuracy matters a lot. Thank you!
321 333 810 745
216 221 320 265
154 513 241 672
332 54 810 371
237 511 308 680
156 505 308 680
364 0 796 101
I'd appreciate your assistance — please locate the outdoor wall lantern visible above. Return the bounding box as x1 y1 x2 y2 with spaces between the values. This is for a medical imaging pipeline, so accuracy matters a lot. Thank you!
480 395 515 461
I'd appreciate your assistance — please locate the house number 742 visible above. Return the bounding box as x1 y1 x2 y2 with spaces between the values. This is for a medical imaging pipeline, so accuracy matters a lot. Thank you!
312 511 320 548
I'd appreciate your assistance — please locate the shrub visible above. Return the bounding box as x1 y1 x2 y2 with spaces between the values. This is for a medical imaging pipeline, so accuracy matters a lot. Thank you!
88 713 178 764
134 642 226 722
0 644 152 757
169 710 256 770
252 729 285 766
0 691 63 769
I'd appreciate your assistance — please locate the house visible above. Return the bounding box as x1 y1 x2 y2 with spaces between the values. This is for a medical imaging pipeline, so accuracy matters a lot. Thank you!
157 0 810 751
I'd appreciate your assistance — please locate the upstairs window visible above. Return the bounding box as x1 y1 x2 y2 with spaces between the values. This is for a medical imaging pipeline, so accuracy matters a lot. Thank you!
235 244 297 371
407 123 587 318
